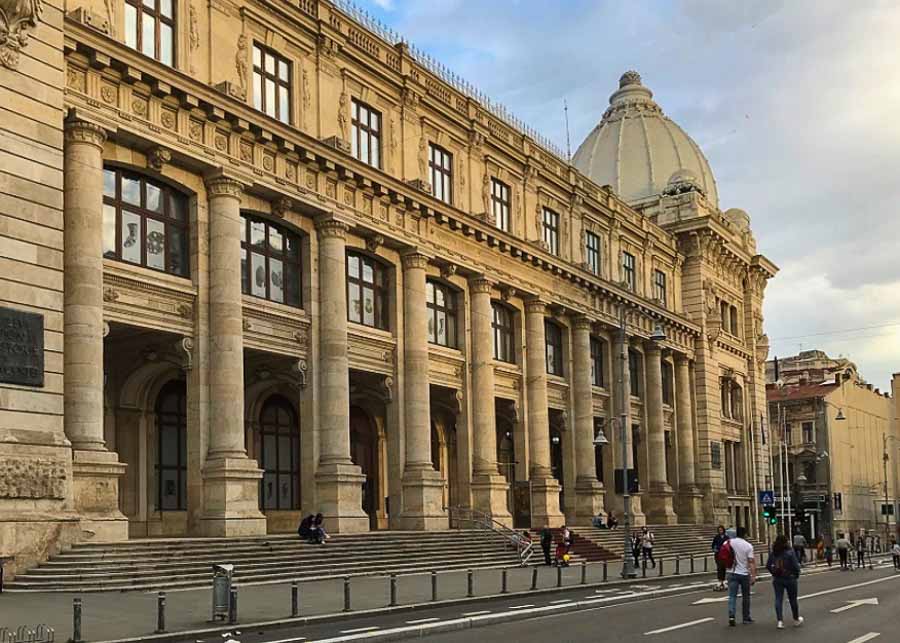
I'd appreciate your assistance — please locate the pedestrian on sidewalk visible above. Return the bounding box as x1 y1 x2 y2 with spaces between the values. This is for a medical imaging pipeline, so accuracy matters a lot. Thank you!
711 525 729 591
723 527 756 627
631 531 642 569
824 538 833 568
767 534 804 629
641 526 655 568
855 533 867 569
540 526 553 566
890 537 900 571
835 533 851 570
792 531 807 565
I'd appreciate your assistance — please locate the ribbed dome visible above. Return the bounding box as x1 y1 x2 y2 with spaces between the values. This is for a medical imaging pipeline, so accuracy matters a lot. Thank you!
573 71 719 209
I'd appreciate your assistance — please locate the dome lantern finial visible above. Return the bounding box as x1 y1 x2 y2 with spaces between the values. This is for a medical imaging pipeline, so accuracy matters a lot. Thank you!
619 70 642 88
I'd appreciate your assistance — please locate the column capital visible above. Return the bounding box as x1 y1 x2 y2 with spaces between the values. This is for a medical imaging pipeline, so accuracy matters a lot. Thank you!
572 315 593 331
523 297 548 315
64 118 107 149
315 216 349 239
205 174 245 199
401 250 430 271
468 275 494 295
644 340 662 355
674 352 691 366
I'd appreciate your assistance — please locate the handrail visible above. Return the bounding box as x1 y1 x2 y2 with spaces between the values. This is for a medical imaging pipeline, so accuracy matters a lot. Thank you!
448 507 534 565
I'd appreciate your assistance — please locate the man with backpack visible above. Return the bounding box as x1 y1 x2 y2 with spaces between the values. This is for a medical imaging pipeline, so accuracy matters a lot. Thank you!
718 526 756 626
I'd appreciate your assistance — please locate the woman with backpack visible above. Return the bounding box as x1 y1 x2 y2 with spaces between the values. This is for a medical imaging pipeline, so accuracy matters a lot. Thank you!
766 534 804 629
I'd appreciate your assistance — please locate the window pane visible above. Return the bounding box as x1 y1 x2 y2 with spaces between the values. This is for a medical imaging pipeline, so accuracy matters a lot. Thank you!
160 0 172 18
279 60 289 81
371 113 379 131
103 204 116 258
348 282 361 322
371 137 379 168
103 169 116 197
168 225 187 276
268 226 283 253
167 193 185 221
284 262 300 307
122 175 141 205
351 125 358 158
447 313 456 348
146 218 166 270
240 247 248 294
425 281 434 304
428 313 435 343
436 310 446 346
279 89 289 123
253 45 261 67
160 23 172 66
251 252 266 298
348 254 359 278
362 286 375 326
362 261 373 283
142 12 155 58
285 234 299 260
269 257 284 303
265 79 276 117
121 210 142 264
253 73 262 111
125 4 137 48
146 182 163 213
250 220 266 248
360 132 368 163
264 52 275 74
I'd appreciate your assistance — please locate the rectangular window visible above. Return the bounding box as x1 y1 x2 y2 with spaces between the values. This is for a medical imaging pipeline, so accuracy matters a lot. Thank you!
545 321 563 376
590 336 605 387
730 304 739 335
585 231 600 275
711 441 722 470
124 0 175 65
252 44 291 124
542 208 559 255
492 302 515 363
720 300 730 331
653 269 667 305
491 178 510 231
784 422 793 446
662 361 673 405
628 349 641 397
622 251 635 290
426 280 457 349
429 143 453 204
347 252 388 330
351 98 381 168
802 421 814 444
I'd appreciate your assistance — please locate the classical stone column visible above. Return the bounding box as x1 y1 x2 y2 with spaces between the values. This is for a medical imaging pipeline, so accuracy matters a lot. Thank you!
469 276 512 525
314 216 368 532
572 316 604 525
643 342 677 524
63 118 128 541
399 251 447 529
200 174 265 536
524 299 564 527
674 354 702 521
609 323 644 524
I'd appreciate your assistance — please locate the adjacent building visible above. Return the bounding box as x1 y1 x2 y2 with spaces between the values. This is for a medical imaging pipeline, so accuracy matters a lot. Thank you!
0 0 776 576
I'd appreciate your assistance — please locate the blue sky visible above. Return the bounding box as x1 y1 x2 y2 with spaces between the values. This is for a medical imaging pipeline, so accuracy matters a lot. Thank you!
358 0 900 390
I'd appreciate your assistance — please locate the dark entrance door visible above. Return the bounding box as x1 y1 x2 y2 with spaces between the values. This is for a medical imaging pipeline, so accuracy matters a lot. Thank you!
350 406 379 529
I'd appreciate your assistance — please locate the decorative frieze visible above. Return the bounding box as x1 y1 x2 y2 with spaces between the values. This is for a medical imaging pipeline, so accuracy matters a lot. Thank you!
0 458 67 500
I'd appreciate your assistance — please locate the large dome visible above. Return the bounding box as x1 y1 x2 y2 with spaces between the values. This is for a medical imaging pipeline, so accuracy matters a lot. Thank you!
572 71 719 209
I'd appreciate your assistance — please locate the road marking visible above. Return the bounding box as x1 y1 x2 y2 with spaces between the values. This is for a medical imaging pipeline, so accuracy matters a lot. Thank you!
846 634 880 643
405 617 440 624
644 617 715 635
461 610 490 616
831 598 879 613
549 598 573 604
508 604 536 609
692 592 755 605
264 637 306 643
799 574 900 602
339 626 379 634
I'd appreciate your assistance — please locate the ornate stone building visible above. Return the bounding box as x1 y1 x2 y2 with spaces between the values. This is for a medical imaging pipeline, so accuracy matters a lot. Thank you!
0 0 776 573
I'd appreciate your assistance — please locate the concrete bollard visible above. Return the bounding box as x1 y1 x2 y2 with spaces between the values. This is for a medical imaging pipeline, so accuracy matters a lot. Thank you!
658 558 664 576
291 581 299 617
72 597 83 643
641 559 647 578
603 561 608 582
675 557 681 576
704 555 709 572
431 570 438 601
531 566 538 590
343 576 351 612
156 591 166 633
228 587 238 625
466 569 474 597
690 555 695 573
581 561 587 584
556 564 562 588
390 574 397 607
501 568 508 594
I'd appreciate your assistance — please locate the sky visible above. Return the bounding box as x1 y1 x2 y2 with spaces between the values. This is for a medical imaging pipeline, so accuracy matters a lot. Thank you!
357 0 900 391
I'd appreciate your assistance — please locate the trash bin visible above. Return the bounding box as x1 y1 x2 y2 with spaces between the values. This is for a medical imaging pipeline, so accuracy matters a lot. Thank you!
211 564 234 621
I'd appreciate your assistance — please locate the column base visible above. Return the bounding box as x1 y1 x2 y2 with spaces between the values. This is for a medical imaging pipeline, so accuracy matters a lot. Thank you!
72 449 129 542
471 473 512 528
608 493 646 527
200 457 267 537
644 483 678 525
399 468 448 530
574 477 606 527
675 486 704 524
315 461 370 533
529 477 565 528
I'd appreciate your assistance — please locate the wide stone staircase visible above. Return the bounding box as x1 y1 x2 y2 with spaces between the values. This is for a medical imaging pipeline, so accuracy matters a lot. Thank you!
5 530 527 593
571 524 765 562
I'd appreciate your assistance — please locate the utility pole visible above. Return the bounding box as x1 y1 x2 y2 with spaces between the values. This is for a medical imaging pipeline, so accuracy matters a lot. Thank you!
884 433 890 546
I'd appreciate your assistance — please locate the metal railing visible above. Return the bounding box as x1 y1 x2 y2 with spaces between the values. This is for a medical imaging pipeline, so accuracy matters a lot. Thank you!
0 625 54 643
448 507 534 565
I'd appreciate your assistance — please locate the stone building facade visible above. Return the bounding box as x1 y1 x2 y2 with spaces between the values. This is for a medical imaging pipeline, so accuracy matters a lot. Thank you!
0 0 776 573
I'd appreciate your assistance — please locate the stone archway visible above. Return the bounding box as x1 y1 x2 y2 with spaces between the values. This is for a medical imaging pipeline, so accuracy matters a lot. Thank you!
350 405 382 529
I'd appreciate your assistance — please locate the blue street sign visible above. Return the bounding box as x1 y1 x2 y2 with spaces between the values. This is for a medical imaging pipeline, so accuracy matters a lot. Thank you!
759 490 775 505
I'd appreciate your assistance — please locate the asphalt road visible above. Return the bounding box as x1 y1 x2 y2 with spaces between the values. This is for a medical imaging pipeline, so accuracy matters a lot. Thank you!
183 559 900 643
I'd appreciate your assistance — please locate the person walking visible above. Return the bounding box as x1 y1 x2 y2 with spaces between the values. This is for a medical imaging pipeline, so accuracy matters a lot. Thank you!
855 533 867 569
631 531 642 569
835 533 851 571
540 526 553 566
641 526 656 568
890 537 900 571
723 527 756 626
767 534 804 629
711 525 729 591
792 531 807 565
824 538 833 568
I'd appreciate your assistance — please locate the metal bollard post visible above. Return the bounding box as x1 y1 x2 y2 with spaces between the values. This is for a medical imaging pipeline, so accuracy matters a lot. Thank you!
675 557 680 576
431 570 438 601
156 591 166 633
690 555 695 573
658 558 664 577
531 566 538 590
603 561 608 582
466 569 474 597
704 555 709 572
389 574 397 607
291 581 299 617
228 587 238 625
72 597 83 643
501 568 508 594
343 576 351 612
641 559 647 578
581 561 587 585
556 564 562 588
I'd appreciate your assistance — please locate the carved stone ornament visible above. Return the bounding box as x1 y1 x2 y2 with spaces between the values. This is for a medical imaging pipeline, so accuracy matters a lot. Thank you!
160 110 177 130
1 0 43 68
440 263 457 280
366 234 384 252
174 336 194 371
242 317 252 332
292 330 308 350
205 176 243 198
100 85 119 105
272 196 293 218
177 303 192 319
500 286 516 302
189 3 199 74
235 33 248 93
338 90 349 140
291 359 308 389
147 147 171 171
381 375 394 402
102 287 119 303
64 119 107 149
0 458 66 499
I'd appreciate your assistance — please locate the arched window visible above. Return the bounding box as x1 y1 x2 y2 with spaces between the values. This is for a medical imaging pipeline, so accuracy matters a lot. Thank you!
426 280 457 348
545 320 563 376
240 213 302 307
259 395 300 510
103 167 189 276
491 302 515 363
155 380 187 510
347 251 388 329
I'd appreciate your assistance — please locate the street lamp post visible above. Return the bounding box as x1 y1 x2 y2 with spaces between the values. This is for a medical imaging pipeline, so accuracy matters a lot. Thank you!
883 433 890 547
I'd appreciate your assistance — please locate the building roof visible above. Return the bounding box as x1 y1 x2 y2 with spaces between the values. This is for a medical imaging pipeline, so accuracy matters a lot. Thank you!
766 382 838 402
572 71 719 209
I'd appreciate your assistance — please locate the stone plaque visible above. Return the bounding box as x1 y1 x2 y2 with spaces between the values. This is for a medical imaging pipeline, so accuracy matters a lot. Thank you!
0 306 44 387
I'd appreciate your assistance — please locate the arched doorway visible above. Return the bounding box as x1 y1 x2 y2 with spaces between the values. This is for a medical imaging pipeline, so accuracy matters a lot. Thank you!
259 395 300 511
155 380 187 511
350 406 380 529
431 419 458 510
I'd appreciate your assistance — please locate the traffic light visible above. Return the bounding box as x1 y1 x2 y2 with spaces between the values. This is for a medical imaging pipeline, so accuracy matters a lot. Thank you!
762 505 778 526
